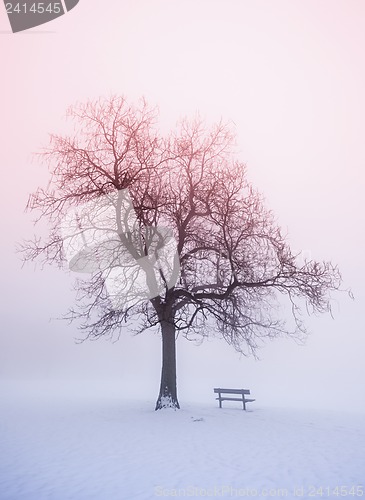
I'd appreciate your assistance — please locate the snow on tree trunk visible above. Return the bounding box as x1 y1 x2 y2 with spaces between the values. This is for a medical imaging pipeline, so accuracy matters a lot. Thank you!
155 320 180 410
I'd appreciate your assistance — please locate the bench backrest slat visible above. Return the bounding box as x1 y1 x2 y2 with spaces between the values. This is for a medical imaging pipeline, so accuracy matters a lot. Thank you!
214 388 250 395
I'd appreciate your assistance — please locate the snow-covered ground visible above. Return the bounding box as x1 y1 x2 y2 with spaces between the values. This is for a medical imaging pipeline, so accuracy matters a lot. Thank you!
0 382 364 500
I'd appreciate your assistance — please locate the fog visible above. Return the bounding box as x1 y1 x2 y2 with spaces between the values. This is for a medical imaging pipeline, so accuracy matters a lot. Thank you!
1 0 364 413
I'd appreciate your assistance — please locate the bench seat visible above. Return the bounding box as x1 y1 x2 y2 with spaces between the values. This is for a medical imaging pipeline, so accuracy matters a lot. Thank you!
216 397 256 402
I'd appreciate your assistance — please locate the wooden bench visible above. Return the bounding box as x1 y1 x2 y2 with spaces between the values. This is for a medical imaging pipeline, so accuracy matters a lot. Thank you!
214 388 255 411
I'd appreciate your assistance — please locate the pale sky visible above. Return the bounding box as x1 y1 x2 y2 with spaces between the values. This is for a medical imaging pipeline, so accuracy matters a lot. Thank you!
1 0 364 412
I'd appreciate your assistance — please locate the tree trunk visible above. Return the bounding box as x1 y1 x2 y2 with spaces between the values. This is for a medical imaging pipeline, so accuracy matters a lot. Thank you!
155 320 180 410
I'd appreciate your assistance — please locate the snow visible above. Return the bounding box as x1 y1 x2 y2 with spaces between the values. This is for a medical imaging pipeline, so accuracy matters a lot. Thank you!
0 382 364 500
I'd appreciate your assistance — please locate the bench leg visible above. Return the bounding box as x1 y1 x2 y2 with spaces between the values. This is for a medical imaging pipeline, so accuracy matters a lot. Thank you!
219 397 222 408
242 396 246 411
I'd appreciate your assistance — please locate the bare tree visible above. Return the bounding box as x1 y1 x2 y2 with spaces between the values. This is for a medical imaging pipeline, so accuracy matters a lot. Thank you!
22 96 344 410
